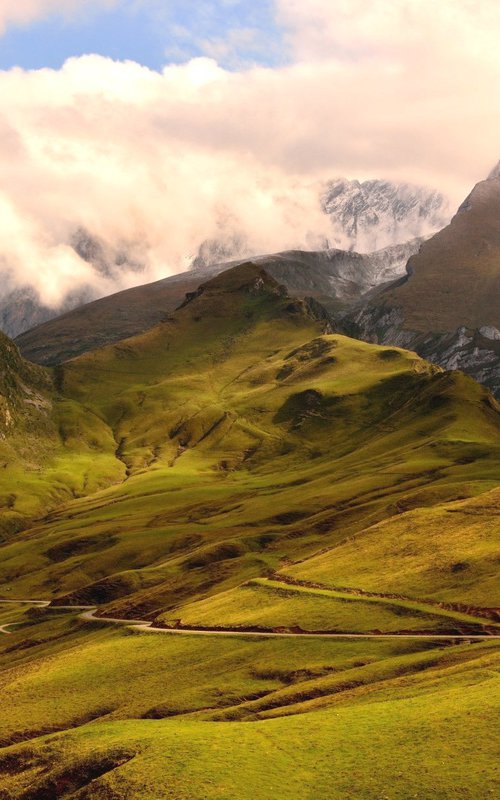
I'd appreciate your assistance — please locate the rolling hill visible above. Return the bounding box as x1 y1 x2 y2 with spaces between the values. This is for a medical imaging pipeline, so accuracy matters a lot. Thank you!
0 262 498 799
15 242 421 367
1 262 499 613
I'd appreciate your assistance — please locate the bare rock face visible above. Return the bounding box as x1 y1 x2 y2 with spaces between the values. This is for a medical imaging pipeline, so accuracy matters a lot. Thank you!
321 178 450 253
191 179 450 269
479 326 500 341
340 165 500 397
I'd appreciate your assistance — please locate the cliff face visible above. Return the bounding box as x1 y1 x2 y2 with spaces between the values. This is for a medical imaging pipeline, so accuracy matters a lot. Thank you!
340 172 500 397
321 178 449 252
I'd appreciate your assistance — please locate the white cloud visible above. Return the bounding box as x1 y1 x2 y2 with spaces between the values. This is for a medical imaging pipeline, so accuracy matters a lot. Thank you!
0 1 498 306
276 0 500 64
0 55 334 305
0 0 118 32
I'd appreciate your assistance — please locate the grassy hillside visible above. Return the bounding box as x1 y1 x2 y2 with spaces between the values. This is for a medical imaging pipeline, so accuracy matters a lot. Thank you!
0 332 124 537
285 489 500 609
0 262 498 799
0 607 498 799
0 266 498 620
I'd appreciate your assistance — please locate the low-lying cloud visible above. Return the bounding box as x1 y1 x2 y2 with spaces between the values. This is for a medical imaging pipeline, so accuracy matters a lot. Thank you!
0 0 498 307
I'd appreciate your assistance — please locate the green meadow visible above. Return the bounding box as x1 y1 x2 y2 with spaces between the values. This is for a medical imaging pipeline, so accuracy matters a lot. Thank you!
0 607 498 799
0 265 498 798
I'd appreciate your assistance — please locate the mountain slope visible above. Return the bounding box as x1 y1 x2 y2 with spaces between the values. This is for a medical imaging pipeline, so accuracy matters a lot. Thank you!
192 179 449 267
321 178 449 252
344 171 500 396
15 241 423 367
0 178 447 340
1 263 499 621
0 262 498 800
0 331 123 537
0 228 146 339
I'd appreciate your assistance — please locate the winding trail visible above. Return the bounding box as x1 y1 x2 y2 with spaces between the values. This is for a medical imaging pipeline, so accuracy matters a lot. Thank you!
0 624 15 635
0 600 499 641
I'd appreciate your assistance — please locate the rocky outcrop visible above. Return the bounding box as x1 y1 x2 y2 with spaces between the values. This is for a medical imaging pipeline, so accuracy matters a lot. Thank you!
339 166 500 397
321 178 449 252
343 306 500 398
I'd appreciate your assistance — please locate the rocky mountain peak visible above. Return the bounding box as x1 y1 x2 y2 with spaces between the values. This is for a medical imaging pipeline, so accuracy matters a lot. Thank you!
180 263 287 310
321 178 450 253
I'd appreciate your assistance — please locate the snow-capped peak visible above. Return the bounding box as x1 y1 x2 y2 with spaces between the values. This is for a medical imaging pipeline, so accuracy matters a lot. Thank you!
320 178 450 253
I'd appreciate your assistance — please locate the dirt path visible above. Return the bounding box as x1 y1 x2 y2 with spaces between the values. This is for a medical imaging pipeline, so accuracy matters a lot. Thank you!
0 624 14 635
1 600 499 641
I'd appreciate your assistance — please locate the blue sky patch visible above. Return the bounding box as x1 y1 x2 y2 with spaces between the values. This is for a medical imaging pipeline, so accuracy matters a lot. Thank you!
0 0 287 72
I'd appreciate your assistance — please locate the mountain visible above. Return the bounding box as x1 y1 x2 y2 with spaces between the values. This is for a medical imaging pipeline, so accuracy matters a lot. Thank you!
191 233 250 270
0 262 499 798
2 262 500 609
0 228 146 339
321 178 450 252
0 177 447 342
13 167 500 399
189 179 449 269
342 169 500 397
15 240 422 367
0 285 96 341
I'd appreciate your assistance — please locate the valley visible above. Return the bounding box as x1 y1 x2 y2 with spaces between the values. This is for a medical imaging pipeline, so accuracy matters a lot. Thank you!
0 261 498 799
0 2 498 796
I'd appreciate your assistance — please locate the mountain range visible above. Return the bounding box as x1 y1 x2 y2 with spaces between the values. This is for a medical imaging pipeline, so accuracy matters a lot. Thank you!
0 178 448 340
342 167 500 396
321 177 449 252
13 166 500 398
0 257 498 798
0 166 498 800
14 239 422 367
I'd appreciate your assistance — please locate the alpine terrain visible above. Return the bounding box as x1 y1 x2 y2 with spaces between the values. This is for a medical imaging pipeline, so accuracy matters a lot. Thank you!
321 178 450 252
0 179 448 340
343 166 500 397
0 261 498 799
15 239 422 366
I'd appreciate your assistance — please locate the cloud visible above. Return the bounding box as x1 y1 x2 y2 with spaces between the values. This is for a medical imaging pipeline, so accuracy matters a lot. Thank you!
0 55 333 306
0 1 118 33
0 1 498 307
276 0 500 64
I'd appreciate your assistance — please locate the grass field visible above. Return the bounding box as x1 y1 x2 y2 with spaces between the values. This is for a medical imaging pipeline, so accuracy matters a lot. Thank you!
0 605 498 799
161 577 498 634
285 489 500 608
0 264 498 798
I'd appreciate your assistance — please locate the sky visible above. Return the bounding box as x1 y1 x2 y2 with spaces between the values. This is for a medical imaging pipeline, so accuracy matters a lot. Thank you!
0 0 499 305
0 1 286 71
